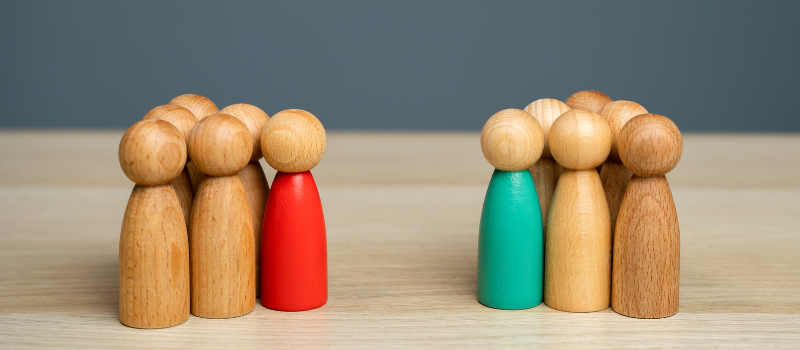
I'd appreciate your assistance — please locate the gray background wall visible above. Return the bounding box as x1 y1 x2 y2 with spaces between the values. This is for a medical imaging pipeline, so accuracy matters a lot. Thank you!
1 1 798 131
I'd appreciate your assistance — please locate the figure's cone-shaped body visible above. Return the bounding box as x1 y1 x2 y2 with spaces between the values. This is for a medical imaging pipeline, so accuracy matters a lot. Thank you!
190 175 256 318
171 168 194 229
478 169 543 309
613 176 679 318
545 169 611 312
262 171 328 311
238 162 269 297
120 184 190 328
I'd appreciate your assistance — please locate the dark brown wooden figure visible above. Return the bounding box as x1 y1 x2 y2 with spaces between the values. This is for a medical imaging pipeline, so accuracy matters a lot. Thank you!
613 114 682 319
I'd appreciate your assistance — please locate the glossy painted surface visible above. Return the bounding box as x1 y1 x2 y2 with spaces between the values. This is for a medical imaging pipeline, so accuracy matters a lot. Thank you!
261 171 328 311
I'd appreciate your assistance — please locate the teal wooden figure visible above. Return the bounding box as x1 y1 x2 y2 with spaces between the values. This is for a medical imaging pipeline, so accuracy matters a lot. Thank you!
477 109 545 310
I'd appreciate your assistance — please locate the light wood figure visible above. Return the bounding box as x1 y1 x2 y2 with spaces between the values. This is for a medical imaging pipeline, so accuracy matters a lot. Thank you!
143 105 198 229
565 90 612 114
261 109 328 311
169 94 220 190
523 99 570 230
169 93 219 121
187 114 256 318
118 120 189 329
477 109 544 310
598 101 648 236
545 110 612 312
219 103 270 297
613 114 682 319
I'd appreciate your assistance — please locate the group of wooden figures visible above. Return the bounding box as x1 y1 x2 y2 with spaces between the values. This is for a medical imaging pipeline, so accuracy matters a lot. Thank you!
118 94 328 329
478 90 682 319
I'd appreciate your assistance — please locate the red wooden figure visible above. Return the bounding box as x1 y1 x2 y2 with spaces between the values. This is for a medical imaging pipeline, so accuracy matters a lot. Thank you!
259 109 328 311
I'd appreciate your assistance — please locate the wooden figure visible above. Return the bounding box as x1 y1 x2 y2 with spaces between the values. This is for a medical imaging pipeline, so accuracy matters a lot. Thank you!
143 105 198 229
612 114 682 319
187 114 256 318
219 103 271 297
118 120 189 329
598 101 648 236
260 109 328 312
169 94 220 190
477 109 544 310
545 110 612 312
523 99 570 230
169 93 219 121
565 90 612 114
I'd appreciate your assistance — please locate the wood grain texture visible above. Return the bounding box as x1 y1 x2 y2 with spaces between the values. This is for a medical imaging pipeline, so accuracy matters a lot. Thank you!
237 161 269 297
171 167 194 229
186 161 206 192
613 114 683 319
142 105 199 225
119 184 189 329
187 114 252 177
523 98 571 159
2 131 800 348
599 161 631 236
220 104 270 162
142 105 197 141
613 176 680 318
618 114 683 177
529 158 562 227
261 109 327 173
548 110 611 171
480 109 543 171
600 101 648 162
118 120 186 186
545 169 611 312
169 94 219 121
524 99 570 229
565 90 612 114
219 104 270 297
190 175 256 318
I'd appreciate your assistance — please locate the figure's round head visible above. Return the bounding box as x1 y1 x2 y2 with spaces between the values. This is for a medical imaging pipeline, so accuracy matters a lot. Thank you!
565 90 612 114
523 98 571 159
187 114 253 176
618 114 682 177
142 105 197 143
219 103 270 162
480 109 544 171
169 94 219 120
261 109 326 173
549 110 612 170
600 100 648 161
119 120 187 185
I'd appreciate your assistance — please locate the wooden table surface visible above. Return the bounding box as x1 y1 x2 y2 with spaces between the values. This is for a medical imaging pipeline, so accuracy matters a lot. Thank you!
1 131 799 349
